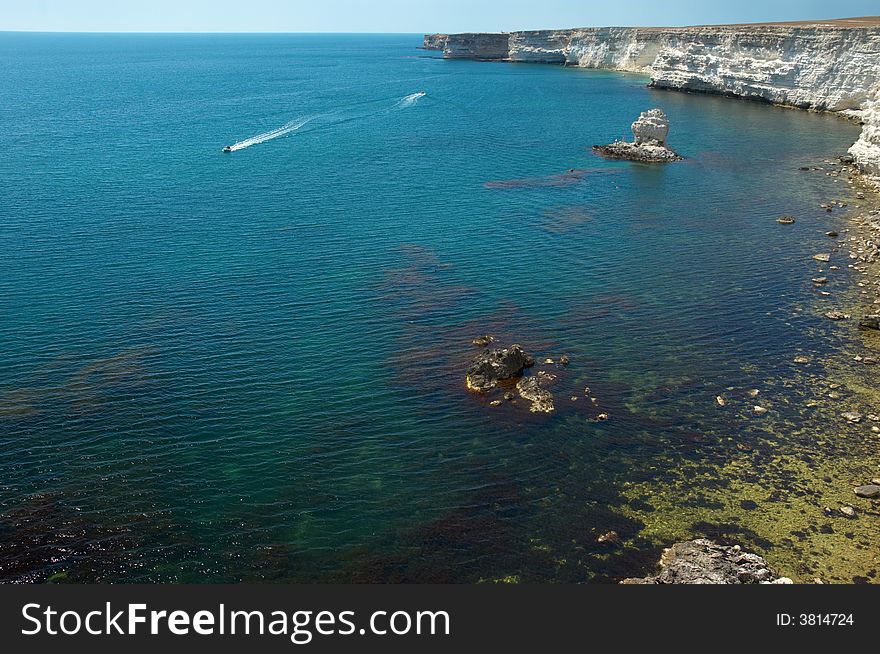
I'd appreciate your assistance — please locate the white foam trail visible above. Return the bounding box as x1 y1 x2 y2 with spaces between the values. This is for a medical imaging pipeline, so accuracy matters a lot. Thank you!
224 93 425 152
227 116 314 152
396 92 426 109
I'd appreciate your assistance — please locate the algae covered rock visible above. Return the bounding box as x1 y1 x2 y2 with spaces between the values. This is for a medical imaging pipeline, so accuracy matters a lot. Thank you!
465 345 534 392
621 539 790 584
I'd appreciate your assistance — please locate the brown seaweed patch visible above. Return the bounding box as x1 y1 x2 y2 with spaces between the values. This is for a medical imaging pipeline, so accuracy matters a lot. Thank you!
540 206 594 234
0 492 143 583
0 346 158 420
485 168 620 190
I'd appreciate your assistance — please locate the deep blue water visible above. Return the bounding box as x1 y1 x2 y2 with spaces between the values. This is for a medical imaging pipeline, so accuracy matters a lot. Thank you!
0 33 863 582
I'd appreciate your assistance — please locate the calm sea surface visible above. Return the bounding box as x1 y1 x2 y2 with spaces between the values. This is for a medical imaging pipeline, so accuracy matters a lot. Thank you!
0 33 866 582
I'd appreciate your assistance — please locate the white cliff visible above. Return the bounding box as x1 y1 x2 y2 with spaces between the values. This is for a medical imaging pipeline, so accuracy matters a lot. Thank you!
425 18 880 178
849 85 880 177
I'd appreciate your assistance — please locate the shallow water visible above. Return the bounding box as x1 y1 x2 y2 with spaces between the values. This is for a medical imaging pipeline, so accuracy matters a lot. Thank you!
0 33 872 583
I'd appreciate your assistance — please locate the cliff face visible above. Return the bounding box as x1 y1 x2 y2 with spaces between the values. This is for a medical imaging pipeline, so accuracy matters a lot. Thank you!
424 33 509 59
849 86 880 175
424 19 880 178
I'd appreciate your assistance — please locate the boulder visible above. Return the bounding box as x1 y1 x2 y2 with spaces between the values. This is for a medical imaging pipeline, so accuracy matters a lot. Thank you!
465 345 533 392
854 484 880 498
516 376 555 413
631 108 670 145
621 539 789 584
858 315 880 330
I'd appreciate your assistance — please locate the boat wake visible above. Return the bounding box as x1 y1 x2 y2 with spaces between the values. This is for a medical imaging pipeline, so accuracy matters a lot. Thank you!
222 92 426 152
226 116 314 152
396 91 426 109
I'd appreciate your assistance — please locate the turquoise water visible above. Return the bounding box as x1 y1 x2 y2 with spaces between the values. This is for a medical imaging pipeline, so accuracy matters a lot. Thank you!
0 33 863 582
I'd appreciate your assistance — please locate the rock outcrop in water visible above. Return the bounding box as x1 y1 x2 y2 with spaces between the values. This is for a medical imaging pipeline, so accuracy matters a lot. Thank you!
465 345 534 392
593 108 682 162
516 375 555 413
621 539 792 584
425 18 880 181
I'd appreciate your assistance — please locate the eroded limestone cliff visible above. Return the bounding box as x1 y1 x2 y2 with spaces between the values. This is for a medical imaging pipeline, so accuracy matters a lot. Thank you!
424 18 880 179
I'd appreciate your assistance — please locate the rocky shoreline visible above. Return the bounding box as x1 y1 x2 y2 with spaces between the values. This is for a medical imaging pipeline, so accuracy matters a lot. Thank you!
622 539 792 584
424 19 880 181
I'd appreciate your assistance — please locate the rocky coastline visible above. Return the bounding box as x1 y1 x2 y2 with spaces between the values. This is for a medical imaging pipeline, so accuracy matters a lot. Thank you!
622 539 792 584
432 19 880 584
592 108 682 162
424 17 880 182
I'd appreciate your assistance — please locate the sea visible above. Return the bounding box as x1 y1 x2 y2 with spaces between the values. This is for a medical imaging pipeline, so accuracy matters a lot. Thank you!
0 33 870 583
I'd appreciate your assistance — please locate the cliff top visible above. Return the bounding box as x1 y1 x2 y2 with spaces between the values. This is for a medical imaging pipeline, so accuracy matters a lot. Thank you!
427 16 880 36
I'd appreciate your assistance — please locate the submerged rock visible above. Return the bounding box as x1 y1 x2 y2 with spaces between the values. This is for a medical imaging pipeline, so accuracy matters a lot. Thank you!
621 539 788 584
472 334 495 347
858 315 880 330
516 376 555 413
854 484 880 498
825 310 848 320
466 345 533 392
593 108 682 162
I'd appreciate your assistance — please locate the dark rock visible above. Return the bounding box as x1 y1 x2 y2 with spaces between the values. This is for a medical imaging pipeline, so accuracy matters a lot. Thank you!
621 539 789 584
471 335 495 347
503 392 516 401
592 142 682 162
858 315 880 330
465 345 533 392
826 231 839 238
854 484 880 499
597 531 621 545
559 355 570 366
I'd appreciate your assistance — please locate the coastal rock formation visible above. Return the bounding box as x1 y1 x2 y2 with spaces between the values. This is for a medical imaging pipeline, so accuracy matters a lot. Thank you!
632 108 669 145
428 32 510 60
621 539 791 584
516 376 555 413
593 108 682 162
465 345 534 392
422 34 448 51
425 18 880 178
593 142 682 162
849 85 880 178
